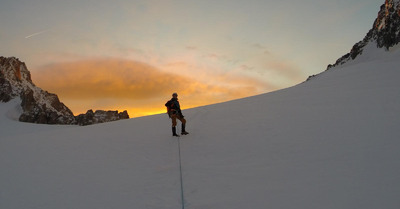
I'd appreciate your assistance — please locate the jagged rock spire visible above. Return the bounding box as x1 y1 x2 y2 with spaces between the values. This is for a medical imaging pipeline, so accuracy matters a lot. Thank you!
374 0 400 48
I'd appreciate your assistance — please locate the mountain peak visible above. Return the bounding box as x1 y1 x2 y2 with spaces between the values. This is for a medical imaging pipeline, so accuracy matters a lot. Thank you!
375 0 399 31
0 56 33 102
322 0 400 71
1 56 129 125
1 56 77 124
374 0 400 48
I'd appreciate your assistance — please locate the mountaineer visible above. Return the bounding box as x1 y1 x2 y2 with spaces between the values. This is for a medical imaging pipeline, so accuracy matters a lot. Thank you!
165 93 189 137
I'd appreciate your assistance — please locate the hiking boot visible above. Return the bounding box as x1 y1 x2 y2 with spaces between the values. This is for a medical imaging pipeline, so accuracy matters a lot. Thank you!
181 124 189 135
172 127 180 137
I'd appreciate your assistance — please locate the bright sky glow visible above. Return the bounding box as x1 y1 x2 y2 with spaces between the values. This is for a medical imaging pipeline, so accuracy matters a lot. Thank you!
0 0 383 116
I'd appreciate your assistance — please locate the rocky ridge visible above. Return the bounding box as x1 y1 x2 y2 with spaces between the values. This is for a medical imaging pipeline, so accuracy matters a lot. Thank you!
307 0 400 81
328 0 400 69
0 56 129 125
76 109 129 126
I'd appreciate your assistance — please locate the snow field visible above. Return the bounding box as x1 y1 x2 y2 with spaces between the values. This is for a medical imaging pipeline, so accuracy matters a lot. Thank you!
1 44 400 208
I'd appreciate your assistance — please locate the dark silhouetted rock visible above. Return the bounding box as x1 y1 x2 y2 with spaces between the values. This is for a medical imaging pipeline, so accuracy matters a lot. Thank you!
0 76 13 102
76 109 129 126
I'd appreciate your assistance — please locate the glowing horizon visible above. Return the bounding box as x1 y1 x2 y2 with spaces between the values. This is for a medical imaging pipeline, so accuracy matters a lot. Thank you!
32 57 273 117
0 0 383 117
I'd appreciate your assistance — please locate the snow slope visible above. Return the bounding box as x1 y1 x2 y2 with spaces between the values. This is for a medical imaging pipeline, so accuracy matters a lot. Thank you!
1 45 400 209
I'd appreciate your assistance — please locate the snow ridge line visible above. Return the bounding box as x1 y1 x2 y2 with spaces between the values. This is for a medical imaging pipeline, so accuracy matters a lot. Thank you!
177 137 185 209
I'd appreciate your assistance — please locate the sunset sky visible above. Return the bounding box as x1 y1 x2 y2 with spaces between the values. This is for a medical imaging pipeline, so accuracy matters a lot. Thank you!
0 0 382 117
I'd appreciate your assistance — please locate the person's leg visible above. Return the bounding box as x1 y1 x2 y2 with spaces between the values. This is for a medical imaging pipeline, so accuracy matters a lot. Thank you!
177 115 188 134
171 115 179 136
177 116 186 125
171 114 177 127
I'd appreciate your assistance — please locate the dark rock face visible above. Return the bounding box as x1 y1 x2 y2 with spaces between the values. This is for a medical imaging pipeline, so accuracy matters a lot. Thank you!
76 109 129 126
0 76 13 102
375 0 400 49
76 109 95 126
327 0 400 70
1 56 130 125
1 57 24 102
18 89 76 124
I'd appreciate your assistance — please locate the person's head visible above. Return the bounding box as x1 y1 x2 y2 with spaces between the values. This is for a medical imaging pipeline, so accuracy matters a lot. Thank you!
172 92 178 98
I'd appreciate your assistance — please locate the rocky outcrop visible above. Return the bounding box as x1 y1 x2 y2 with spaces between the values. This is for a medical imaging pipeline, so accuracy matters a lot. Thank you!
76 109 129 126
374 0 400 49
1 56 77 124
306 0 400 82
18 89 76 124
1 57 29 102
0 76 13 102
326 0 400 70
1 56 130 125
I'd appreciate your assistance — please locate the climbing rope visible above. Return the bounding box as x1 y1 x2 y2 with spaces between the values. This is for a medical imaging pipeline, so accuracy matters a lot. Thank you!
177 137 185 209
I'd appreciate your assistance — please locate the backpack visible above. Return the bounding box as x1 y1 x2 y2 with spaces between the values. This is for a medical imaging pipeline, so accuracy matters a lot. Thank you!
165 100 173 117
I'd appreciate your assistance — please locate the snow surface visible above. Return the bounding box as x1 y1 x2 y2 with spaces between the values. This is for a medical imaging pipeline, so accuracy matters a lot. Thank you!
1 45 400 209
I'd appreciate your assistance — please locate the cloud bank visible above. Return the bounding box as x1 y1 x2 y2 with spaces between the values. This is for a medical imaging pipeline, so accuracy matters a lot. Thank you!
33 58 271 116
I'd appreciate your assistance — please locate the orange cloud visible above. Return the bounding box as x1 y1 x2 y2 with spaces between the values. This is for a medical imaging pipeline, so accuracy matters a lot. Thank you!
33 58 272 117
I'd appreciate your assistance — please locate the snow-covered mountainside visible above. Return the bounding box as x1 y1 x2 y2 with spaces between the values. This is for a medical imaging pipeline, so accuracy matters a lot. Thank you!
323 0 400 71
1 1 399 209
0 56 76 124
1 45 399 209
0 56 129 125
